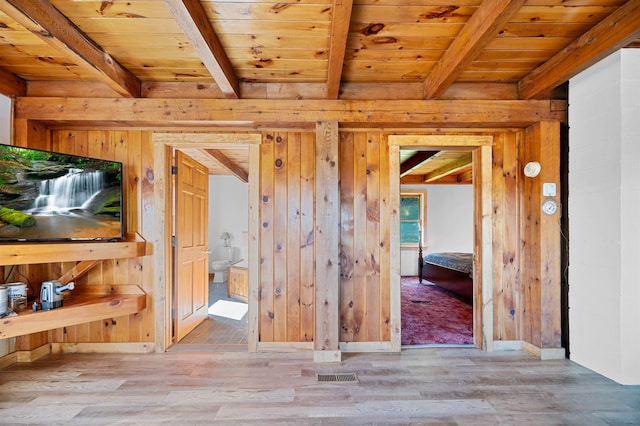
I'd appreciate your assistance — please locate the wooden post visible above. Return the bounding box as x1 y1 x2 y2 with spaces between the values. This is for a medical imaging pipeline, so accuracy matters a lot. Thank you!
152 142 173 352
248 143 260 352
536 121 562 354
520 121 563 359
478 145 494 351
314 121 341 362
12 119 50 149
388 144 401 351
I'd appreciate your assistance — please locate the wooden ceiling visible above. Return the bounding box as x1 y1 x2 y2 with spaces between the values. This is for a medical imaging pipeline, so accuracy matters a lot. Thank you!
1 0 639 181
1 0 638 100
399 148 473 184
179 146 249 180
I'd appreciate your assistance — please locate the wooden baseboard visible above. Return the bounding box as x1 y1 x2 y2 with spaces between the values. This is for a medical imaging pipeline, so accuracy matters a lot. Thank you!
16 343 51 362
493 340 525 351
521 341 566 360
340 341 394 352
51 342 155 354
0 352 18 370
494 340 565 360
256 341 394 355
257 342 313 352
0 343 51 368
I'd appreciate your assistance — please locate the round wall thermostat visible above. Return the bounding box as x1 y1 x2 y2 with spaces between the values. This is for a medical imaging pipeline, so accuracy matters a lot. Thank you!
542 200 557 215
524 161 541 177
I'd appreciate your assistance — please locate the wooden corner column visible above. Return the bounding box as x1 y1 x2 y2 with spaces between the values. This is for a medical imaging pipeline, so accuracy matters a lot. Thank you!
521 120 563 359
314 121 341 362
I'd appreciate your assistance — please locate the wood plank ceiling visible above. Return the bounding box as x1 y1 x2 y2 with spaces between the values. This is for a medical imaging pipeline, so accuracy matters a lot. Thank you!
1 0 639 181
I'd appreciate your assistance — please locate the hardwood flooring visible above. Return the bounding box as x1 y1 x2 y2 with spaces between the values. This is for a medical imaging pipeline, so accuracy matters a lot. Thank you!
171 279 248 352
1 348 639 424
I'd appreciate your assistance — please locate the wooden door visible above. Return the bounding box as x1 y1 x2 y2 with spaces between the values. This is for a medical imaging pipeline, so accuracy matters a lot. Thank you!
174 150 209 341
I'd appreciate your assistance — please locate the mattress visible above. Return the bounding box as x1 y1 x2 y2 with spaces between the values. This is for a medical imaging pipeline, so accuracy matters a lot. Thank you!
423 252 473 276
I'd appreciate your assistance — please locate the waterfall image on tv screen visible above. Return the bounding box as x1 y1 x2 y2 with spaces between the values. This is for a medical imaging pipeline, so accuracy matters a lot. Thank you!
0 145 123 241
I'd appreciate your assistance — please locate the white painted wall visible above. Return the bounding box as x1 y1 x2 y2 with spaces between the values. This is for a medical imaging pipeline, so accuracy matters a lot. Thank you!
0 94 10 145
569 49 640 385
208 175 249 272
400 184 474 276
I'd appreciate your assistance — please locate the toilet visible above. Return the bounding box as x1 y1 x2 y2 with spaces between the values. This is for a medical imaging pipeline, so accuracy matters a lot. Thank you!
210 246 235 283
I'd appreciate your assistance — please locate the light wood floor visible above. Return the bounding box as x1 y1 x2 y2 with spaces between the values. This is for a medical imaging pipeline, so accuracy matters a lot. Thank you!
171 279 248 352
1 348 639 424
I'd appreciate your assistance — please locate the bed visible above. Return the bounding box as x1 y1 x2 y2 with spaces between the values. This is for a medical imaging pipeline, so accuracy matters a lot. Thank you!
418 249 474 302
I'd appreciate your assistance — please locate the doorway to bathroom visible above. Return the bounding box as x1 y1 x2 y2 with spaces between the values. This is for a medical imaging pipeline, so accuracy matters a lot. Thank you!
152 133 261 352
180 174 250 351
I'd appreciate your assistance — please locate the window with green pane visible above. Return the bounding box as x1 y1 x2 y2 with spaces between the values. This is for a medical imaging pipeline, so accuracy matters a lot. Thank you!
400 192 424 245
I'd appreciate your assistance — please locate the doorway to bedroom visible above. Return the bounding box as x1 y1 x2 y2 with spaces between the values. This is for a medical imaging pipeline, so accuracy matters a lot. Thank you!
389 134 493 349
399 187 474 346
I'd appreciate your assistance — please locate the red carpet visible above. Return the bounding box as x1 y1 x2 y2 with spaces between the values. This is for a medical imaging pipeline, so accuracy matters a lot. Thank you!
401 276 473 345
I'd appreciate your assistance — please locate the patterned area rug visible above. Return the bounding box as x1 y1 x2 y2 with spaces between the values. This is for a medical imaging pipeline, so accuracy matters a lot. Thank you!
401 276 473 345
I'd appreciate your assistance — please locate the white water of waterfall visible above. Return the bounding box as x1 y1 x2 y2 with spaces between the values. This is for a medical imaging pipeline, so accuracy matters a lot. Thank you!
32 168 105 213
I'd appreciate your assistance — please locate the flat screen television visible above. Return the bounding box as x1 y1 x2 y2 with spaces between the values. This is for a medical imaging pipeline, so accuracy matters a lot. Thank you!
0 144 124 242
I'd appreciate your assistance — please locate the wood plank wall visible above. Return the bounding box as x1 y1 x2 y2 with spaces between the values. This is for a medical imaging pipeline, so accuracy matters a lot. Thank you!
339 131 391 343
520 122 562 349
9 124 66 352
259 129 392 346
52 130 155 345
259 131 316 343
7 124 560 353
492 131 522 341
9 129 155 348
490 126 561 350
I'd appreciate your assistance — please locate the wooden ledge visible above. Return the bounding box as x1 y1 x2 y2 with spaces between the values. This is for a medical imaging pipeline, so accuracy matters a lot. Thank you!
0 285 146 339
0 233 148 266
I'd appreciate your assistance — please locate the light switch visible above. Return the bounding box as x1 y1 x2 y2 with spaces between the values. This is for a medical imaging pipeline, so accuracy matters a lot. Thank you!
543 183 556 197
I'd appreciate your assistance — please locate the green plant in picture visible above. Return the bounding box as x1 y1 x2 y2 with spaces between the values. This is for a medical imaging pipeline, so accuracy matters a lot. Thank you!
0 147 32 190
102 161 122 181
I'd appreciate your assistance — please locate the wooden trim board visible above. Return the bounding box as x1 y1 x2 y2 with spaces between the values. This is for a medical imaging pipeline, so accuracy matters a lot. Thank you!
51 342 155 354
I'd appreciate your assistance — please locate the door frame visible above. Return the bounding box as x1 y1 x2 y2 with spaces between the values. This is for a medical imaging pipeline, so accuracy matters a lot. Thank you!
152 133 261 352
387 134 494 350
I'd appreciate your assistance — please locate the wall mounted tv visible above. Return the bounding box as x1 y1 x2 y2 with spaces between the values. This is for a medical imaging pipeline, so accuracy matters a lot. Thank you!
0 144 124 242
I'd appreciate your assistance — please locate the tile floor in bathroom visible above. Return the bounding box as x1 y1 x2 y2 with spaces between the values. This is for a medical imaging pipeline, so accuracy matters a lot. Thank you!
170 276 248 352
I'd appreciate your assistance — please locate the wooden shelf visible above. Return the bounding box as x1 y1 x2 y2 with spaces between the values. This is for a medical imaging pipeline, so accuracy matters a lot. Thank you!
0 233 149 266
0 285 146 339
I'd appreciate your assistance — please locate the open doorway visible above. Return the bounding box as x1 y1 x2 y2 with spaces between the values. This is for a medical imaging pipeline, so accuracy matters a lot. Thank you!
152 133 260 353
399 184 474 346
177 174 250 351
388 134 494 350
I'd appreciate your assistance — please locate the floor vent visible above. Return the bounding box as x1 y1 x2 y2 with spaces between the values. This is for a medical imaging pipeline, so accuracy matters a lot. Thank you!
317 373 358 383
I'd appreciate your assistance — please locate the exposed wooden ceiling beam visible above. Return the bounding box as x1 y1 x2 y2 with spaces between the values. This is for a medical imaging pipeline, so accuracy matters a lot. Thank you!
15 98 566 127
400 174 424 185
0 67 26 97
423 0 527 100
0 0 140 98
28 80 528 101
204 149 248 183
457 168 473 183
519 0 640 99
424 152 472 183
400 151 439 177
164 0 240 99
326 0 353 99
